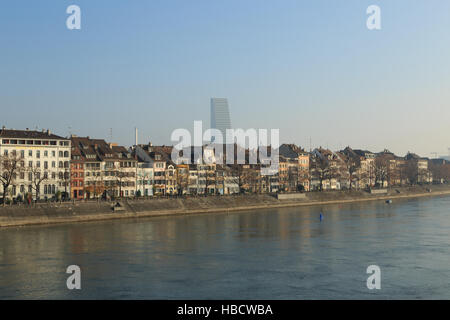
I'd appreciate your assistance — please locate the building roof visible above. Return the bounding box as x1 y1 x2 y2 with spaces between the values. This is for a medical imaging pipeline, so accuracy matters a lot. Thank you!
279 144 299 159
431 158 450 165
0 128 68 140
71 136 130 162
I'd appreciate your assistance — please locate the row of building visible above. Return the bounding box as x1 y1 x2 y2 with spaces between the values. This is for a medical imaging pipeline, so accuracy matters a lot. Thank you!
1 128 449 201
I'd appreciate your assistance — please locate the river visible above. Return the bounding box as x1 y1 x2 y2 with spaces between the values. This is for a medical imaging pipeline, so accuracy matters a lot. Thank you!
1 195 449 299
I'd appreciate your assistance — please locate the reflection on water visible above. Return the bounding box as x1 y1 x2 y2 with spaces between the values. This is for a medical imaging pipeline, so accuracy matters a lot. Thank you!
1 196 450 299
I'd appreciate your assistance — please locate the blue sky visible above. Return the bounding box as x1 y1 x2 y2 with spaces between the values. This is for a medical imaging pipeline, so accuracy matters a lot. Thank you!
1 0 450 157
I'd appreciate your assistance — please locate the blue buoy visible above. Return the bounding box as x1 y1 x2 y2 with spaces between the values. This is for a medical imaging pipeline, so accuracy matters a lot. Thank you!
320 212 323 221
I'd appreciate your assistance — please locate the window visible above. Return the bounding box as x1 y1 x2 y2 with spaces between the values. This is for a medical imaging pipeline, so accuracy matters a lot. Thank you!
28 161 33 167
59 151 63 157
20 185 25 193
29 150 32 157
64 151 69 157
20 150 24 158
3 150 7 156
44 161 48 169
52 161 55 168
44 151 48 157
52 151 56 157
36 161 40 168
36 151 40 158
52 172 56 179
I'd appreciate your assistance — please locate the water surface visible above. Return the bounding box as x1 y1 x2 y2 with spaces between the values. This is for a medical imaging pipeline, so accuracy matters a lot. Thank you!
1 196 449 299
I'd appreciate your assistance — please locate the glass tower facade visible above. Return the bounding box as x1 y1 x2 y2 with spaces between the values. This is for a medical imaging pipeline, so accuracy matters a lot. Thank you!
210 98 232 143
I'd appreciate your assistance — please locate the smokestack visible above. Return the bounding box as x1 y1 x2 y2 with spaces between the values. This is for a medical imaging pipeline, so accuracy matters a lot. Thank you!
135 127 138 146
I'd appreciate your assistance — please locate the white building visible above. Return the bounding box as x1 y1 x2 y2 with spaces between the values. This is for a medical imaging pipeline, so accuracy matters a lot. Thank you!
0 128 71 200
136 162 153 197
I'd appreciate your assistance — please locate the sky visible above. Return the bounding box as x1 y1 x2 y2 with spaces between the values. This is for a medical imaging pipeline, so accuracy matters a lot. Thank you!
1 0 450 157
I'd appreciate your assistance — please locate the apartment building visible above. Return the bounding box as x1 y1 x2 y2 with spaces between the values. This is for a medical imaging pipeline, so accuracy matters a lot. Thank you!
71 136 137 199
0 128 71 200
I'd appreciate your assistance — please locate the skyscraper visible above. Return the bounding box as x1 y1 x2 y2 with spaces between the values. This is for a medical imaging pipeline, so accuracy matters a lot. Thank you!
210 98 232 143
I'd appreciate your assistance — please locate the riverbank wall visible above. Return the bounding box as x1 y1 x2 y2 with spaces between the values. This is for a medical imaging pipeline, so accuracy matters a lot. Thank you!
1 185 450 228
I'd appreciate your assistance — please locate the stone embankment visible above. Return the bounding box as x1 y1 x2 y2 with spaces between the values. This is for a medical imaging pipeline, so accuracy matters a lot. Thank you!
1 185 450 228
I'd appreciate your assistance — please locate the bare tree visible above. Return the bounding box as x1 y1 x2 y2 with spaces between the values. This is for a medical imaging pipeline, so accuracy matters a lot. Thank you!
346 156 361 190
429 161 450 183
0 153 24 204
374 156 389 187
404 160 419 185
92 171 105 198
29 165 48 200
176 166 188 195
114 165 126 198
287 164 299 192
249 165 261 193
63 167 71 198
310 156 338 191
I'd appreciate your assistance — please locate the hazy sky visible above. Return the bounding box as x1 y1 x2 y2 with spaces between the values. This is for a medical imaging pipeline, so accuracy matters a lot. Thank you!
1 0 450 157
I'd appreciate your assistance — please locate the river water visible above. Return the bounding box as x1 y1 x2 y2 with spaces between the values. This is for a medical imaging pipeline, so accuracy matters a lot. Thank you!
0 195 449 299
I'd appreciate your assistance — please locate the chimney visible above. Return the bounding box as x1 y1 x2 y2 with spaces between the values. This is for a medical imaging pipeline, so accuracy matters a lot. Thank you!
135 127 138 146
47 129 51 136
